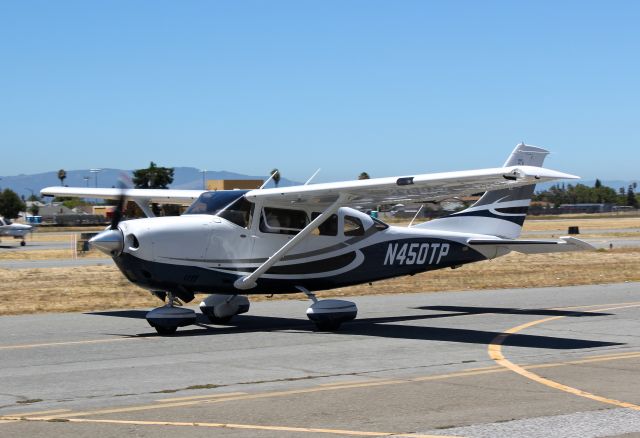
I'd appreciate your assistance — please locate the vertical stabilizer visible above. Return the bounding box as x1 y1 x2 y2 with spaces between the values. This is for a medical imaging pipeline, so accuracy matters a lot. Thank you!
416 143 549 238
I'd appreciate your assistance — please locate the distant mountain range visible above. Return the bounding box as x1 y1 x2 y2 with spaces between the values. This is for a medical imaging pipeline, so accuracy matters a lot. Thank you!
0 168 301 199
0 169 635 200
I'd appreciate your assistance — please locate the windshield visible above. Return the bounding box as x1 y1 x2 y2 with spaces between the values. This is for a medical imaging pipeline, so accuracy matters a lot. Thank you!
183 190 249 215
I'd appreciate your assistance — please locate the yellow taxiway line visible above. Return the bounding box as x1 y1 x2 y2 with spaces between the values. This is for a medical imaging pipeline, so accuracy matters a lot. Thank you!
155 392 247 402
7 417 462 437
489 302 640 411
0 337 138 351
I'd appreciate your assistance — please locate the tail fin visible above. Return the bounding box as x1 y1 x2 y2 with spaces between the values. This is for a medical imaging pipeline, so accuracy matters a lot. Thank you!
416 143 549 238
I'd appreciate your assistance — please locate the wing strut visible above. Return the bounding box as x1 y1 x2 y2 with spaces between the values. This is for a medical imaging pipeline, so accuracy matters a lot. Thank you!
133 198 155 218
233 194 348 290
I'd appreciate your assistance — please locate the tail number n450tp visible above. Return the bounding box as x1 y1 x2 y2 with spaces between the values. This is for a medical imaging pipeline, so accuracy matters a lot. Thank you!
384 242 450 266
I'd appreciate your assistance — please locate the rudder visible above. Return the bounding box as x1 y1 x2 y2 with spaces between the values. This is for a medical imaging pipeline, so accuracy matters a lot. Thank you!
416 143 548 239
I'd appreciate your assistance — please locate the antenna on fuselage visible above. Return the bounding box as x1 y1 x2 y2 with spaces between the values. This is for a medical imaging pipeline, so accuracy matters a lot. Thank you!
304 169 321 185
408 204 424 228
259 170 279 189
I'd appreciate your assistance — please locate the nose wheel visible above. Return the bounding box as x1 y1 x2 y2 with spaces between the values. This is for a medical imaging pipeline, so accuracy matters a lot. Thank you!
146 292 197 335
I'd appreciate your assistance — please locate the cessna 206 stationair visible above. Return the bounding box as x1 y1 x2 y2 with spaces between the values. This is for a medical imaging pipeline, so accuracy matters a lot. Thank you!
42 144 593 334
0 217 32 246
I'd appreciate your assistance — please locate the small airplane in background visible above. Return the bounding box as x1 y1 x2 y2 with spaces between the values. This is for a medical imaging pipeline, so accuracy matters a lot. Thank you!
42 143 593 335
0 217 32 246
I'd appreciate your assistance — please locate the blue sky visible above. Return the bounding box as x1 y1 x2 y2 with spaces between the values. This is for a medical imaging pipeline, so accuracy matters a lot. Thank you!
1 1 638 183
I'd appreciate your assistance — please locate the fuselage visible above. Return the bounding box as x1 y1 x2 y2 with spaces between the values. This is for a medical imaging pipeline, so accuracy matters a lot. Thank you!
108 204 499 299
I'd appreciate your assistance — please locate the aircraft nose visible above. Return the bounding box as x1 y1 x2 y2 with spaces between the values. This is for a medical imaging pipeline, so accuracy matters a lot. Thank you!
89 229 124 256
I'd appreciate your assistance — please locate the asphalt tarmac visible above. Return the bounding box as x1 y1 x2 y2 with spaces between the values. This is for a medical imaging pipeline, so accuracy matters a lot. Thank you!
1 283 640 437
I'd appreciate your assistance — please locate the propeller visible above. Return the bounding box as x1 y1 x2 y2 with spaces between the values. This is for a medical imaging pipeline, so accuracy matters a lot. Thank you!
110 174 132 230
90 174 130 256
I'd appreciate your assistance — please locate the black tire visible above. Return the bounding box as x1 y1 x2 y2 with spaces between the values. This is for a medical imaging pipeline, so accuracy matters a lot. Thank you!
20 241 26 246
205 314 233 325
154 325 178 335
314 320 342 331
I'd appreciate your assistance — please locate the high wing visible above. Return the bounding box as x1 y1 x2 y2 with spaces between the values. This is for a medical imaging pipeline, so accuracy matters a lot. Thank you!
40 187 205 205
245 165 578 208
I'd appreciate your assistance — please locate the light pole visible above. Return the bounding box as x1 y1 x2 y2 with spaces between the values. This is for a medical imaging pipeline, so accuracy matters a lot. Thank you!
90 168 102 188
83 176 90 187
201 169 207 190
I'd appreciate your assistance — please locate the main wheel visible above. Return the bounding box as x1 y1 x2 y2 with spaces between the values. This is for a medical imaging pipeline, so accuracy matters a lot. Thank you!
154 325 177 335
20 241 26 246
204 313 233 325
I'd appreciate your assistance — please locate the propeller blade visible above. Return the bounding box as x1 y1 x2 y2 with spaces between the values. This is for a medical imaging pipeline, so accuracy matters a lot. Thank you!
110 174 132 230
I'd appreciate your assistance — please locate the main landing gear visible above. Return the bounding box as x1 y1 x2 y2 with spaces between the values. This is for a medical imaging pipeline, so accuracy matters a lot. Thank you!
145 289 357 335
298 286 358 331
199 294 250 324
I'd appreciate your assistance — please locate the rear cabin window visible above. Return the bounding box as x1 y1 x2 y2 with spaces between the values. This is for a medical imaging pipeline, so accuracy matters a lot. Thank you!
311 213 338 236
260 207 308 235
218 196 254 228
344 216 365 236
372 217 389 231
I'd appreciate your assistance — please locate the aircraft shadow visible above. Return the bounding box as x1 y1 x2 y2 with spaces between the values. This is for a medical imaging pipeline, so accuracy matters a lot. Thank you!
89 307 621 350
413 305 611 318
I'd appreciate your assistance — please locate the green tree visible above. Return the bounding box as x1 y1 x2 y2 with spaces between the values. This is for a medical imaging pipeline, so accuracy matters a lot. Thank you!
132 162 175 216
534 182 622 208
132 162 174 189
0 189 26 219
358 172 370 180
57 169 67 186
626 185 638 208
270 169 281 187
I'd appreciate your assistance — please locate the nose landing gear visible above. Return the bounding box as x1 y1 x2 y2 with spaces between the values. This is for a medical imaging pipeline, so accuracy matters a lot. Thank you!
146 292 197 335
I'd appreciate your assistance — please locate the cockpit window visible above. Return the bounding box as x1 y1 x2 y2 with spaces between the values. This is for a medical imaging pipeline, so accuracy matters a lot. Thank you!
311 212 338 236
184 190 249 216
218 196 254 228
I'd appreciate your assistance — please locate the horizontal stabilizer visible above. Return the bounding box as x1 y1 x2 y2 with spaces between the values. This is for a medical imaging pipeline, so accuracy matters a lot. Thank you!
467 236 595 254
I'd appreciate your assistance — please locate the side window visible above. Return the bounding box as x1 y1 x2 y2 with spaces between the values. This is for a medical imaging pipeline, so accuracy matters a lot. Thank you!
311 213 338 236
344 216 364 236
260 207 308 235
218 197 254 228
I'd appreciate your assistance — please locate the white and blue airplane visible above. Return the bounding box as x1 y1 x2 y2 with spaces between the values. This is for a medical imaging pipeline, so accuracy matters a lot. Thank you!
42 144 593 334
0 217 32 246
